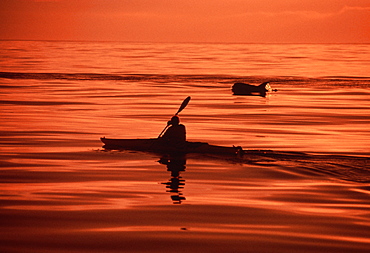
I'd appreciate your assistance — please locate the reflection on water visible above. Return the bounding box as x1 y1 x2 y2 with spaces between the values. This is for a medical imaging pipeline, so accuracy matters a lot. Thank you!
1 41 369 77
159 154 187 204
1 41 370 252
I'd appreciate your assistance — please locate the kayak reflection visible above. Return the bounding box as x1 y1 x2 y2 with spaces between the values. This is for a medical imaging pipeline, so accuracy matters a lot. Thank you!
158 154 187 204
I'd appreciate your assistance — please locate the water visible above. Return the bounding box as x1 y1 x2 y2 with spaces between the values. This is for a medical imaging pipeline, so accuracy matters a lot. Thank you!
1 41 370 252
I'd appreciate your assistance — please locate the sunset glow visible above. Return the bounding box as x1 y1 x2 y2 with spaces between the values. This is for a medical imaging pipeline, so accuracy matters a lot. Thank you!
1 1 370 252
1 0 370 43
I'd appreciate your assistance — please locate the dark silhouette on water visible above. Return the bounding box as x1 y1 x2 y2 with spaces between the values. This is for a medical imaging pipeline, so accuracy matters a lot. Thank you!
159 154 187 204
100 95 245 156
159 115 186 149
158 96 190 138
232 82 276 97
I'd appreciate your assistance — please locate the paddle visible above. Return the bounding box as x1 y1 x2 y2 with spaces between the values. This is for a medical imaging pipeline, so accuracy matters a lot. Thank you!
158 96 191 138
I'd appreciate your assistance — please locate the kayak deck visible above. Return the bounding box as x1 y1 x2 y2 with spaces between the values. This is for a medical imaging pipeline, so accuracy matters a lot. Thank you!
100 137 243 156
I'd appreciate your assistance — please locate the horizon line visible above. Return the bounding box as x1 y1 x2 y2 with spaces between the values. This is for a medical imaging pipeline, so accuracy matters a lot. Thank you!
1 39 369 45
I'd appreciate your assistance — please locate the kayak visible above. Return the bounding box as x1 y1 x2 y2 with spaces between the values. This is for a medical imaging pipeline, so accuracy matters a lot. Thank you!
101 137 243 156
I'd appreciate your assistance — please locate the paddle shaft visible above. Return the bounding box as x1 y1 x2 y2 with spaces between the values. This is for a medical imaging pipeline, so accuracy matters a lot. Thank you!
158 125 170 138
158 96 191 138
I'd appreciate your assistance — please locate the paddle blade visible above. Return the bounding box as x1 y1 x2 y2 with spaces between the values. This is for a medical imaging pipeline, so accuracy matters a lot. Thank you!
175 96 191 115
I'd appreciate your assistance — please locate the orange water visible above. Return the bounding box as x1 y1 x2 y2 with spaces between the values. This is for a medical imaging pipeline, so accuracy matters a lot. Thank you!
1 41 370 252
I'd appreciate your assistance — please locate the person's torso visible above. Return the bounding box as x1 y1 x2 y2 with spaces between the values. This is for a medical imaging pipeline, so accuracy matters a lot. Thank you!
164 124 186 145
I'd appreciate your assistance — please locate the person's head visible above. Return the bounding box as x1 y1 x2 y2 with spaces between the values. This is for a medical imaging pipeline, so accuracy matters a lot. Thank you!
169 115 180 125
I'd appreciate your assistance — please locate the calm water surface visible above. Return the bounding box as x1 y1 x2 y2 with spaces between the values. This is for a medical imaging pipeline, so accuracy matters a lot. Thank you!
1 41 370 252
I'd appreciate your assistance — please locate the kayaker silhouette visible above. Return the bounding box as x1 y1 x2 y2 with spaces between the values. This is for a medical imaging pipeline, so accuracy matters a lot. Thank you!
160 115 186 149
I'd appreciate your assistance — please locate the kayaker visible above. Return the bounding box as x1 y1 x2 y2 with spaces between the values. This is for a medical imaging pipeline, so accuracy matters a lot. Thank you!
160 115 186 148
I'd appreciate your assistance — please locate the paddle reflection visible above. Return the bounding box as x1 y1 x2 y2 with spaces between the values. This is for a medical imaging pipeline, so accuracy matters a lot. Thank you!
158 154 187 204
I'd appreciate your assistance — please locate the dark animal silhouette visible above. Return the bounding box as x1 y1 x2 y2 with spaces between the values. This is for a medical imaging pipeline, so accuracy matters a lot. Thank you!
232 82 274 97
